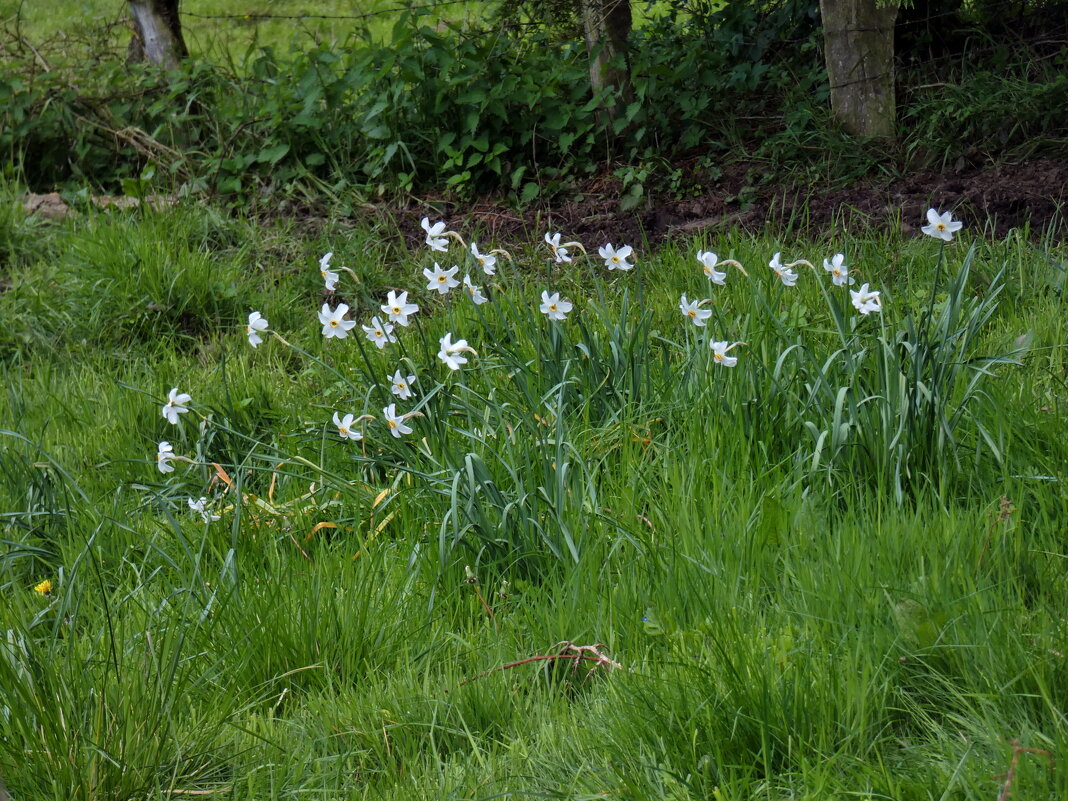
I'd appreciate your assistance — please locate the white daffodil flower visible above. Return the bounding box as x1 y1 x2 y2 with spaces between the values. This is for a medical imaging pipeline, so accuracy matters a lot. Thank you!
423 263 460 295
463 275 489 305
850 283 882 315
421 217 449 252
697 251 727 284
599 243 634 271
390 369 416 400
471 242 497 276
769 252 799 287
823 253 855 286
921 208 963 242
545 232 571 263
381 290 419 326
438 332 476 371
156 441 176 474
319 252 340 291
246 311 269 348
188 496 220 523
539 290 573 321
332 411 365 441
161 387 191 425
710 340 741 367
319 303 357 339
383 403 413 438
679 294 712 327
362 316 395 349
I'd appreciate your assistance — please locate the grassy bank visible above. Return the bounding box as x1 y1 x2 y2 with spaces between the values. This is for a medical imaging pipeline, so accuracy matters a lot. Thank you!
1 196 1066 799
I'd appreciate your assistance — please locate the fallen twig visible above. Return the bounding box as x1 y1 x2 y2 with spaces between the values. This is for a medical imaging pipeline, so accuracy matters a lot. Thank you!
455 641 622 689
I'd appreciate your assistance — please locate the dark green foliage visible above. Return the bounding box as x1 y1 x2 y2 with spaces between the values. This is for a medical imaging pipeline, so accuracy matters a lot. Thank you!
1 1 1066 203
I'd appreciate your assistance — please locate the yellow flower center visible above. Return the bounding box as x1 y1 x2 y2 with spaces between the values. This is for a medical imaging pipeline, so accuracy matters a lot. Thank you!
330 320 339 328
714 352 723 362
549 304 558 312
246 325 253 334
387 419 397 429
612 256 620 263
936 223 946 231
688 310 697 318
392 305 401 314
397 383 406 390
339 426 349 435
438 276 447 283
374 329 382 337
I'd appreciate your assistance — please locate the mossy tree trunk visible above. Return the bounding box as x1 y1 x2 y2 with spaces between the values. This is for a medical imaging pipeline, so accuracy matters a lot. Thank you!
580 0 633 126
820 0 900 140
127 0 187 69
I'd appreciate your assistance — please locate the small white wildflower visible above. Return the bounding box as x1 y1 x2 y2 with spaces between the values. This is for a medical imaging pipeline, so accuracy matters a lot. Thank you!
318 303 357 339
921 208 963 242
679 294 712 327
383 403 413 438
423 263 460 295
421 217 449 252
769 252 799 287
362 316 395 349
545 232 572 263
599 243 634 271
188 496 220 523
390 369 416 400
381 290 419 326
332 411 364 441
246 311 269 348
697 251 727 284
438 333 476 371
471 242 497 276
823 253 855 287
710 340 741 367
156 441 175 474
319 252 340 291
539 290 573 321
161 387 191 425
463 275 488 305
850 283 882 315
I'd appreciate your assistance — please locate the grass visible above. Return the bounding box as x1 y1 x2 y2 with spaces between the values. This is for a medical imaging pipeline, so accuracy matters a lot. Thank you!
0 0 495 66
1 191 1067 799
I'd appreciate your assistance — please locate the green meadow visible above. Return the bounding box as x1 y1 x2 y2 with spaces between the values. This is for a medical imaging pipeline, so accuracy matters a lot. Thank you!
1 190 1066 799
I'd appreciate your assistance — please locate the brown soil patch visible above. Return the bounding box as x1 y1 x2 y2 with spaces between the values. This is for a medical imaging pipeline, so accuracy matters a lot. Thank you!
397 157 1068 250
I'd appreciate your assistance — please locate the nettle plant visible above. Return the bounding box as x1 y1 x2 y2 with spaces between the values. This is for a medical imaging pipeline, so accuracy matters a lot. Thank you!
148 209 1020 567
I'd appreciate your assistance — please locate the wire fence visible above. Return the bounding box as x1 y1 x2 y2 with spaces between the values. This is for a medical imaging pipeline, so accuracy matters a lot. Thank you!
2 0 1064 75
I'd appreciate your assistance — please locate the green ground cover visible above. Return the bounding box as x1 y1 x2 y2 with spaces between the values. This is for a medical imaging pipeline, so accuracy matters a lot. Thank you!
0 0 492 62
1 193 1067 799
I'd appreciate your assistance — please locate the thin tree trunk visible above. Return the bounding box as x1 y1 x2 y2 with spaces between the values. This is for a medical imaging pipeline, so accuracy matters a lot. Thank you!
820 0 899 140
127 0 187 69
580 0 633 126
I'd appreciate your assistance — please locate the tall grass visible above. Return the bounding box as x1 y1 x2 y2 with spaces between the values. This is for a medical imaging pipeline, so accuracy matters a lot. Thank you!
1 199 1066 799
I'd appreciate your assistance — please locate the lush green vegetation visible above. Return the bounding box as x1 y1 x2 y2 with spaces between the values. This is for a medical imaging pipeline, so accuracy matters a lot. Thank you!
2 0 1066 203
1 187 1066 798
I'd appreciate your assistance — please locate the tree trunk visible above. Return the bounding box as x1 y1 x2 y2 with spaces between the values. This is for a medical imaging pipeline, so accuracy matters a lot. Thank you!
580 0 633 125
820 0 899 140
127 0 187 69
